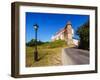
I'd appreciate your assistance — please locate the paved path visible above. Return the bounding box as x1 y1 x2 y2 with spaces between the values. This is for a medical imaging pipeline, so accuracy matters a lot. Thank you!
62 48 89 65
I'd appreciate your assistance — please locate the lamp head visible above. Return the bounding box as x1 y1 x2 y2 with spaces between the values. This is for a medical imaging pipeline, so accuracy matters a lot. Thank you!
33 24 39 30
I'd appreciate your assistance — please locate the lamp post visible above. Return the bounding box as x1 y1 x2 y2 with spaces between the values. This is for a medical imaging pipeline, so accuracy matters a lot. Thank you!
33 24 39 61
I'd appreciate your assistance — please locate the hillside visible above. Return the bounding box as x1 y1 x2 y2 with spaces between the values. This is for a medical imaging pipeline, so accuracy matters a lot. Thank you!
26 40 68 67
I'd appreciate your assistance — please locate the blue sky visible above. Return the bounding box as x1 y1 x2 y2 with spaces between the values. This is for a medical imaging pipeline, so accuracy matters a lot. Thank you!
26 12 89 43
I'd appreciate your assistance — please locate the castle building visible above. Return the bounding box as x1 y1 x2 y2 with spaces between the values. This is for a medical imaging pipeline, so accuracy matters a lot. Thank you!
51 21 78 46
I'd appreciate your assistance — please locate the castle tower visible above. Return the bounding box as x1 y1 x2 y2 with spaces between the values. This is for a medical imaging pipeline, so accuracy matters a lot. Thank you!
64 21 74 45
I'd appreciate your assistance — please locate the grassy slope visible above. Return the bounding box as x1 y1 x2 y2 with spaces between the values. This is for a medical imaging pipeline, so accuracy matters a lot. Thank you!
26 40 67 67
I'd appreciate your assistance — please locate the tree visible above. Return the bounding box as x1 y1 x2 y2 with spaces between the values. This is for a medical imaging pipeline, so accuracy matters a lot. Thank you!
26 39 35 46
76 21 89 50
26 39 44 47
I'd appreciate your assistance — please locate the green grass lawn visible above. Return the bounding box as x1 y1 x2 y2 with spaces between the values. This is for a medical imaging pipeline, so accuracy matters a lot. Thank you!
26 40 73 67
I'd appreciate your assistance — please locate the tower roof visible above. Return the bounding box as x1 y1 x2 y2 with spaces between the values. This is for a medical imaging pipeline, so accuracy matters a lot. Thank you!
64 21 72 29
67 21 71 25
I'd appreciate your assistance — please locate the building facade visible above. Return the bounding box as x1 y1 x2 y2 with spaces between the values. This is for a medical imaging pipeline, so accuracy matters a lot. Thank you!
51 21 78 46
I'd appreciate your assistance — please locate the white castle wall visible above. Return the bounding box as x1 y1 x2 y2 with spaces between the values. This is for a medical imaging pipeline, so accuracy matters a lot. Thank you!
73 39 79 46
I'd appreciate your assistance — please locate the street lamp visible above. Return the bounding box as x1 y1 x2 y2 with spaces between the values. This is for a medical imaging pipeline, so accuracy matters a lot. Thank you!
33 24 39 61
